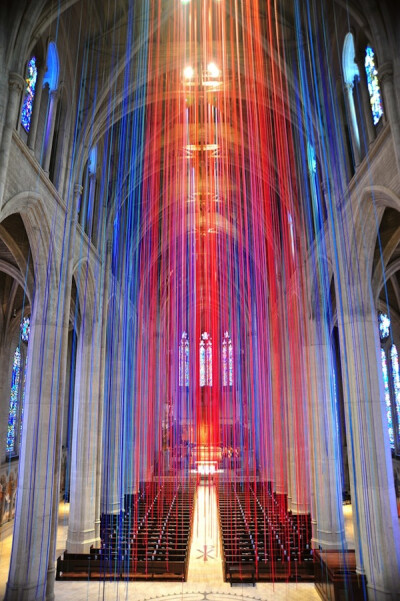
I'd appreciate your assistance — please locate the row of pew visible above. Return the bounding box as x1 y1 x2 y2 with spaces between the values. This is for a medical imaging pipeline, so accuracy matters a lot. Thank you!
218 481 314 584
56 480 196 581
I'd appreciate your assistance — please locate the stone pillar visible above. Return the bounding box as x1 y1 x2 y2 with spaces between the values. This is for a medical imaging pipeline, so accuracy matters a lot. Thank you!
65 185 101 553
306 323 345 549
66 324 101 553
57 108 71 197
27 62 45 152
286 384 310 515
5 292 65 601
379 62 400 175
284 333 310 516
343 82 361 167
66 303 102 552
0 72 24 207
42 90 59 174
101 291 123 515
338 308 400 600
45 183 80 600
93 241 111 540
355 53 376 149
271 357 287 495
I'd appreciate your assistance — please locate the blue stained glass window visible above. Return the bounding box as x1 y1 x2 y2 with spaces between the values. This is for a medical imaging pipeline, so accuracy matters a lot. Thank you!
21 316 30 342
381 348 394 449
378 312 390 340
307 142 317 176
20 355 27 446
179 332 189 386
7 347 21 454
222 331 233 386
200 332 212 387
21 57 38 132
43 42 59 91
365 46 383 125
390 345 400 442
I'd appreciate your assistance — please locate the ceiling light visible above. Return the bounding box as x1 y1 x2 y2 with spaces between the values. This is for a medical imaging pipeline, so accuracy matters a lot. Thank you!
183 65 194 80
207 62 220 78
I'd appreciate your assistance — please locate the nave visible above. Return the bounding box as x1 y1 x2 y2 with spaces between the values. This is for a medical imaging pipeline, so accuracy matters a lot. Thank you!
0 477 356 601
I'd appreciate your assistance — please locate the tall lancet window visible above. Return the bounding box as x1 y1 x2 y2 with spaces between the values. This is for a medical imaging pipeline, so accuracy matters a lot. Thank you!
365 45 383 125
390 345 400 444
21 57 38 132
179 332 189 387
6 316 30 456
200 332 212 387
7 348 21 455
379 312 400 451
381 348 394 449
222 331 233 387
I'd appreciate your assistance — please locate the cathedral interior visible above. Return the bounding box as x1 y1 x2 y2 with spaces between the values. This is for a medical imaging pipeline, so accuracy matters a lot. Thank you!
0 0 399 600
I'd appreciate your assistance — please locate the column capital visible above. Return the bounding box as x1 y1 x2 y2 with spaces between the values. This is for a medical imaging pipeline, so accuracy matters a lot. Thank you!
8 72 24 94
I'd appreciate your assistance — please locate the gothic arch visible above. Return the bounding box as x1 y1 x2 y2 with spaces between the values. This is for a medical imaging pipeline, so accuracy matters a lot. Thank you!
1 190 57 296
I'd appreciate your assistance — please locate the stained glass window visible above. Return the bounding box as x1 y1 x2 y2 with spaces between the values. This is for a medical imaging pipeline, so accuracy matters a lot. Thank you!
222 332 233 386
307 142 317 176
378 312 390 340
365 45 383 125
381 348 394 449
179 332 189 386
342 33 360 151
6 347 21 454
21 57 38 132
20 355 27 446
21 316 30 342
43 42 59 91
200 332 212 387
390 345 400 442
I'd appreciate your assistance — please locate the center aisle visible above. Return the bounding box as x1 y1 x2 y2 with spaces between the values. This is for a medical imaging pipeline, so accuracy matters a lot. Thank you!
187 482 224 584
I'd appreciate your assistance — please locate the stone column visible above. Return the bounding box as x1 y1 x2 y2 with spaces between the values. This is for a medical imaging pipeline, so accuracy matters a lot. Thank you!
42 90 59 174
379 62 400 175
101 291 123 515
5 291 65 601
57 108 72 197
355 53 376 149
0 72 24 207
286 381 310 515
93 241 111 540
271 356 287 495
45 183 80 600
27 61 45 152
66 300 102 553
337 307 400 600
306 322 345 549
283 328 310 516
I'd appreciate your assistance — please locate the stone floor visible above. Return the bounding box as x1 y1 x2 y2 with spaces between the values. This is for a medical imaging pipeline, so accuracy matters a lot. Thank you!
0 488 356 601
